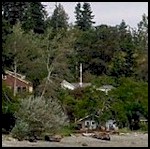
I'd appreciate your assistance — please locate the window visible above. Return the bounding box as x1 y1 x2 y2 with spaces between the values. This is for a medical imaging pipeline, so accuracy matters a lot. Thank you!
22 87 26 92
85 121 90 127
17 87 21 93
91 121 95 125
2 75 7 80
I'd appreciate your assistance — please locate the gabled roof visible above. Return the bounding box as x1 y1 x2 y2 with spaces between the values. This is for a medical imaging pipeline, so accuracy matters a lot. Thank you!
61 80 75 90
77 114 99 123
61 80 91 90
5 70 26 79
98 85 115 90
4 70 32 85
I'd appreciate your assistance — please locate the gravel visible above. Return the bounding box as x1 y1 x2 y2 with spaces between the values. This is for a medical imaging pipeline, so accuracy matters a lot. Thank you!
2 132 148 147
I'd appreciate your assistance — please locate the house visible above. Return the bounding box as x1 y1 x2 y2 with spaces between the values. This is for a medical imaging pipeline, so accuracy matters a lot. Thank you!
2 70 33 94
76 114 99 130
61 80 91 90
61 80 75 90
105 119 118 131
61 63 91 90
96 85 115 95
138 113 148 124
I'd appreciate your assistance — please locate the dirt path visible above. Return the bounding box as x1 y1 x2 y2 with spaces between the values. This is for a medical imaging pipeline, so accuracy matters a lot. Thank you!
2 133 148 147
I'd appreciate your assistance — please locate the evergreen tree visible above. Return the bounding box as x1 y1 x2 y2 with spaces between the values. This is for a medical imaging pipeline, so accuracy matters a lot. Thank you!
137 14 148 51
2 2 28 25
110 21 136 77
22 2 47 33
132 14 148 82
47 3 69 31
75 2 95 31
74 3 83 29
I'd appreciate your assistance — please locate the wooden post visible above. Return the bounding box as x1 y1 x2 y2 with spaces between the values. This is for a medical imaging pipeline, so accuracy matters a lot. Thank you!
13 41 17 96
79 63 83 87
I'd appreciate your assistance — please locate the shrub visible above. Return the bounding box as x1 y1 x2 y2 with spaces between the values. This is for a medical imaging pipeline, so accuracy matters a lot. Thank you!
139 123 148 132
11 96 69 140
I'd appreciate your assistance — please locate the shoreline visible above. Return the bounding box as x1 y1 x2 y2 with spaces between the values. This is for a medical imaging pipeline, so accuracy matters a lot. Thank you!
2 132 148 147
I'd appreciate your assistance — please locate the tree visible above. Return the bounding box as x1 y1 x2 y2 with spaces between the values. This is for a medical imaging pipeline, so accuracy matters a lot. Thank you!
110 77 148 129
75 2 95 31
47 3 69 31
3 23 47 89
2 82 19 132
22 2 47 33
132 14 148 82
137 14 148 51
2 2 28 25
109 21 136 78
74 3 82 29
74 25 119 76
109 51 127 78
11 96 68 140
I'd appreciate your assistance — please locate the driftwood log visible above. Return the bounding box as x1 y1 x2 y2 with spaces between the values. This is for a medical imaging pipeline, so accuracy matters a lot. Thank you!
44 135 62 142
92 132 110 141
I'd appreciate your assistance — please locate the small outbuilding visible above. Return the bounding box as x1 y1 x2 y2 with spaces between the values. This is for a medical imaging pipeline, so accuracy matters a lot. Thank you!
76 114 99 130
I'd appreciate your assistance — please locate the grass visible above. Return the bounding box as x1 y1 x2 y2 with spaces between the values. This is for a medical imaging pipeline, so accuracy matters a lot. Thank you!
119 127 132 133
57 126 74 137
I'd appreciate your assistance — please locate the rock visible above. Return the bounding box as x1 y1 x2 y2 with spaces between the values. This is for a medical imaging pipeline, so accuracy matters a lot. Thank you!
29 137 37 142
44 135 62 142
44 135 50 141
82 143 88 146
6 137 16 142
54 135 63 139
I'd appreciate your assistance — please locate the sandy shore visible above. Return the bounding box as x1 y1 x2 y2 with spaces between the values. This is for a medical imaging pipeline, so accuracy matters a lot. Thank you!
2 132 148 147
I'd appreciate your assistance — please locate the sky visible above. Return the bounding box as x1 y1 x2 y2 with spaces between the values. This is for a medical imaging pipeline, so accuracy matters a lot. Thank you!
42 2 148 29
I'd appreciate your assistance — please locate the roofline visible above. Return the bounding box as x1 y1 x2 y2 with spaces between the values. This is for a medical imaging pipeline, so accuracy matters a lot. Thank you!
76 114 99 123
4 70 32 85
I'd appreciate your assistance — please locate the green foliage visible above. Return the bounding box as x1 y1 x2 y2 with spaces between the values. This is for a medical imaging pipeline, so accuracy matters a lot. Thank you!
119 127 132 133
11 96 69 140
47 3 69 32
91 75 116 87
22 2 47 33
109 20 136 78
57 125 75 136
3 23 48 87
108 51 127 77
2 6 148 134
58 74 147 130
75 2 95 31
109 77 148 128
139 123 148 132
2 82 20 114
11 120 29 140
137 13 148 51
2 2 28 25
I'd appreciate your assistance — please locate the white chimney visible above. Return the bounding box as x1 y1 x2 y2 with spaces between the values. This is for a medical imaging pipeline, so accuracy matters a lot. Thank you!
79 63 83 87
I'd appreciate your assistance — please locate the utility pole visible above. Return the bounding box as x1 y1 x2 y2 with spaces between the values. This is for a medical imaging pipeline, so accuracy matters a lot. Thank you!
79 63 83 87
55 2 58 31
13 41 17 96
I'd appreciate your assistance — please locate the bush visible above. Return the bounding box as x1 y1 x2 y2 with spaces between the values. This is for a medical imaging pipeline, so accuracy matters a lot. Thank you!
11 96 69 140
57 125 74 136
139 123 148 132
2 82 19 133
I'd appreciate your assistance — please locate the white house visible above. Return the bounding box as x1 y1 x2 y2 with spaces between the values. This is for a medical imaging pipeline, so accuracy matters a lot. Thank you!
76 114 99 130
96 85 115 95
61 80 76 90
61 63 91 90
61 80 91 90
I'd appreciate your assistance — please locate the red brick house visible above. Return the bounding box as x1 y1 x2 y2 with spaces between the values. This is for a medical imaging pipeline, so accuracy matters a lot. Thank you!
2 70 33 94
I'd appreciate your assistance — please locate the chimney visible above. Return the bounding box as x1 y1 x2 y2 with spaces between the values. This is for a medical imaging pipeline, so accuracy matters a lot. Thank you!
79 63 83 87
